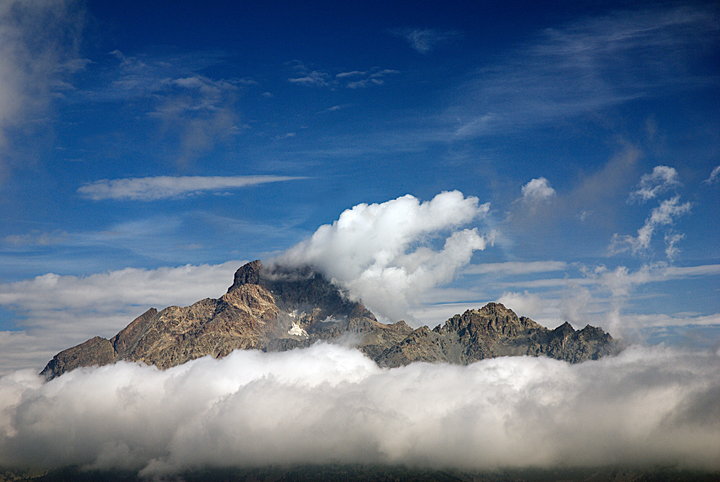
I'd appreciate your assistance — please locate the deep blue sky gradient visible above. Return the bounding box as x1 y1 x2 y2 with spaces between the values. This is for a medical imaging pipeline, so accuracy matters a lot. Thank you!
0 0 718 371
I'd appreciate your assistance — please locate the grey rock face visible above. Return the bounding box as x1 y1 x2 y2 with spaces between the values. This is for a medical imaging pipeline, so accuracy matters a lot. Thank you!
375 304 620 367
41 261 621 380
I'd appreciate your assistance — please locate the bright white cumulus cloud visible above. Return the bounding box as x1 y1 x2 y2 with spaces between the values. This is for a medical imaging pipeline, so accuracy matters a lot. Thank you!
273 191 492 322
0 343 718 475
521 177 555 203
78 175 305 201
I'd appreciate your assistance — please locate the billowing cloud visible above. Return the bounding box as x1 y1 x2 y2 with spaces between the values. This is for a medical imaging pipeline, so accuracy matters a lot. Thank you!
0 343 718 475
521 177 556 203
273 191 492 322
393 28 464 54
628 165 680 203
78 175 305 201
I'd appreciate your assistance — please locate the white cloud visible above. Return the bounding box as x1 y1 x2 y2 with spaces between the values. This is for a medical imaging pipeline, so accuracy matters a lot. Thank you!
463 261 568 275
497 291 553 323
336 70 365 78
611 195 692 257
664 264 720 277
703 165 720 185
79 52 245 167
0 344 718 475
664 232 685 261
289 64 398 89
490 263 720 292
288 70 331 87
0 0 84 177
0 261 242 373
628 165 680 203
521 177 556 203
393 29 464 54
273 191 492 322
449 6 719 138
344 68 399 89
457 260 720 337
78 175 305 201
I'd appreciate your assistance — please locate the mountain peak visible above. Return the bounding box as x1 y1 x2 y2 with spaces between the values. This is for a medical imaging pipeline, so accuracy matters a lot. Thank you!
230 259 263 289
41 261 621 379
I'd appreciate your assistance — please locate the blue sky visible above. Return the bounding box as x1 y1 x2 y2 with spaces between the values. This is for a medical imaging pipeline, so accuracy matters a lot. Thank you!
0 0 719 373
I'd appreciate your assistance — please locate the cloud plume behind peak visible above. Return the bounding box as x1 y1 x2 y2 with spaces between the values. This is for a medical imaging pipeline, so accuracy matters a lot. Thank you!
273 191 491 322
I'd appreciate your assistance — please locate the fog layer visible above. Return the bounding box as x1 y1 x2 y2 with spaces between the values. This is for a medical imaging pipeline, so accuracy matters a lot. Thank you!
1 344 718 475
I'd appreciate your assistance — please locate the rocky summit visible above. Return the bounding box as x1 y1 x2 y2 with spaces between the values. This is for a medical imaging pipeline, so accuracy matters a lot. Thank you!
41 261 621 380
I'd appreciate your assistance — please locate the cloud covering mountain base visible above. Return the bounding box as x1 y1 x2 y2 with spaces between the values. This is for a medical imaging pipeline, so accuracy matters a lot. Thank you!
1 343 718 476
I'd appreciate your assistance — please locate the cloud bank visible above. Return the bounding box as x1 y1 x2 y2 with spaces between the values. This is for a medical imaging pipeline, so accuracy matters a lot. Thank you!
0 261 241 374
78 175 305 201
273 191 492 322
0 343 718 475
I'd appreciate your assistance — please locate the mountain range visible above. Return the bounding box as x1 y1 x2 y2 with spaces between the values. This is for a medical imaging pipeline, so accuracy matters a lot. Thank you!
41 260 621 379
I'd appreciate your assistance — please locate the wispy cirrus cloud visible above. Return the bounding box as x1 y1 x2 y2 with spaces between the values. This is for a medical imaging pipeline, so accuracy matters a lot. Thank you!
703 165 720 185
76 51 249 167
78 175 307 201
288 70 331 87
288 61 399 89
337 68 400 89
611 196 692 257
449 259 720 337
0 0 86 179
450 6 719 138
392 28 464 54
628 165 680 203
463 261 568 275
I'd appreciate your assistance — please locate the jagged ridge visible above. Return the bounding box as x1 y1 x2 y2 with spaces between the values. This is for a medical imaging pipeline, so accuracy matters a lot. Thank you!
41 261 621 380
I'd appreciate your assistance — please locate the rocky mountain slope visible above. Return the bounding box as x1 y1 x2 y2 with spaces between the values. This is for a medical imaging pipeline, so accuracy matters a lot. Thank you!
41 261 621 380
